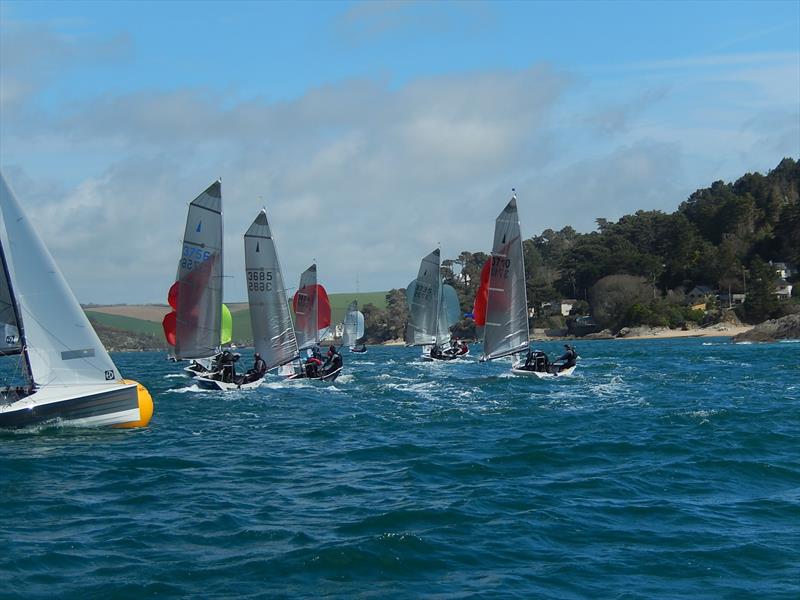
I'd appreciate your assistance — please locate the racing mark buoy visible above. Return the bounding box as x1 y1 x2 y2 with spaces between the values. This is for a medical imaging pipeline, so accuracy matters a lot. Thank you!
114 379 154 428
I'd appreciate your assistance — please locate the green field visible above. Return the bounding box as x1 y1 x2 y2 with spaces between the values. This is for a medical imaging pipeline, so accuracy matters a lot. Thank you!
86 291 388 344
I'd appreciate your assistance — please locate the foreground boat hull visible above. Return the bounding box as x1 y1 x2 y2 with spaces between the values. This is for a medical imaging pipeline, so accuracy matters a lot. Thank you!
510 362 577 378
0 382 150 428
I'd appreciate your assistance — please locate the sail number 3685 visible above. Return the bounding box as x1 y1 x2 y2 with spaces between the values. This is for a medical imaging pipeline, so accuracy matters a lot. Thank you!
247 270 273 292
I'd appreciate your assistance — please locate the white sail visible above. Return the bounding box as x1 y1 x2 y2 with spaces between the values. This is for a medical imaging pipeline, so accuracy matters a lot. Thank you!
175 181 223 360
0 173 120 386
405 249 442 346
481 195 530 361
244 209 298 371
435 283 460 342
342 300 365 347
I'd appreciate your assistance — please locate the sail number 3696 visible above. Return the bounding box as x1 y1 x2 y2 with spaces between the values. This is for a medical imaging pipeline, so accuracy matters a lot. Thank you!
247 270 273 292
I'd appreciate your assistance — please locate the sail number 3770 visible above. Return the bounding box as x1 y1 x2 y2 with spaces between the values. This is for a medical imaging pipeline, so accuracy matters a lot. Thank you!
247 269 273 292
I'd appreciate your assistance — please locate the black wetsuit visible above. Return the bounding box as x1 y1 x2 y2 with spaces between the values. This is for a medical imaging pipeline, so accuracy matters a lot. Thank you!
557 349 577 369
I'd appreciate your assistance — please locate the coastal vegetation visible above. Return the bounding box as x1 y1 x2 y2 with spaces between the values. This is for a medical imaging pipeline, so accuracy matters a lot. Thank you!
361 157 800 342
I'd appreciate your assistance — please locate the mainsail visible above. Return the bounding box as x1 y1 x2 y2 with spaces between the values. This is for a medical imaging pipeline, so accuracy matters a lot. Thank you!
405 249 442 346
481 195 530 361
170 181 224 360
0 173 121 386
244 209 298 371
293 264 331 350
436 283 461 341
342 300 365 347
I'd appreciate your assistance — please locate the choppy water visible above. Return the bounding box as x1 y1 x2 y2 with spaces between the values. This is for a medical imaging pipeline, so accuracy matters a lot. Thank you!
1 339 799 598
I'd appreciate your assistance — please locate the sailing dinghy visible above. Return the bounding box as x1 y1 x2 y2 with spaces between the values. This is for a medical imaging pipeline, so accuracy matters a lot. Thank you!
287 264 342 381
196 208 299 390
161 181 235 384
476 192 576 377
0 173 153 428
405 249 464 361
343 300 366 353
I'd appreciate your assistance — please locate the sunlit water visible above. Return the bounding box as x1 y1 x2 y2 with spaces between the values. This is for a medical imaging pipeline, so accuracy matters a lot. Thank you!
1 339 799 598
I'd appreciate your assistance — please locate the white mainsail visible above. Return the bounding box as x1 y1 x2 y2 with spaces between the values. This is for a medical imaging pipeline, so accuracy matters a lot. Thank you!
244 209 298 371
480 194 530 361
342 300 365 347
405 249 443 346
0 173 120 386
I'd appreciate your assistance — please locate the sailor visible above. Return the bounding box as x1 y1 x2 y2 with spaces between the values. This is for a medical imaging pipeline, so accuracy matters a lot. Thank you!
458 341 469 355
251 352 267 377
218 350 239 383
556 344 578 369
524 349 535 369
430 344 443 359
324 345 342 372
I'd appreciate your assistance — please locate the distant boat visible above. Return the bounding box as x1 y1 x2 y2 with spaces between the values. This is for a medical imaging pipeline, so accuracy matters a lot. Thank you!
287 264 341 381
476 191 576 377
0 173 153 428
405 249 463 361
161 181 232 381
197 208 298 391
343 299 366 353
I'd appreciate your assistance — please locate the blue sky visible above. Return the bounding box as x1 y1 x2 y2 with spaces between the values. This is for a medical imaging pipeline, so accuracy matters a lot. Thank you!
1 0 798 303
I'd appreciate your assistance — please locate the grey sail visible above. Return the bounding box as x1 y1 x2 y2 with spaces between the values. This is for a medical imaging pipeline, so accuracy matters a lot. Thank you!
294 264 318 350
342 300 365 346
0 173 121 385
245 209 298 371
435 283 461 342
175 181 223 359
405 249 441 346
481 195 530 361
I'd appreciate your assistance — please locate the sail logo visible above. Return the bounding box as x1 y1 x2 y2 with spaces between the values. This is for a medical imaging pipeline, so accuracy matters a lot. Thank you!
196 221 202 233
104 370 114 380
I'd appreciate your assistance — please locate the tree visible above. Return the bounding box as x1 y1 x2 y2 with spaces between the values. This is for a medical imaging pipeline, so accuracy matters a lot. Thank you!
590 275 652 330
742 257 779 323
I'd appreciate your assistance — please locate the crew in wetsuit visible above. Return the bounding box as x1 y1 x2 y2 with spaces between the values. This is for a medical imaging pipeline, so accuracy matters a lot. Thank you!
458 341 469 355
556 345 577 370
323 345 343 374
430 344 443 359
218 350 240 383
305 349 323 378
242 352 268 383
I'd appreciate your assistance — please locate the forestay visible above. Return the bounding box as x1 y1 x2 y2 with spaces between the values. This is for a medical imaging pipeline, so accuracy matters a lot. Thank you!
481 196 530 361
175 181 223 360
0 173 120 385
244 209 298 371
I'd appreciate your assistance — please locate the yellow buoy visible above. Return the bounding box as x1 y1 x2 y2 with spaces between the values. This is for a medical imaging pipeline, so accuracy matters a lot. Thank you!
114 379 154 428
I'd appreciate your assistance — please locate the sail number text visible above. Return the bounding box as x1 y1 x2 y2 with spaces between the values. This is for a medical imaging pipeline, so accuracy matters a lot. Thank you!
491 256 511 279
181 245 212 271
247 269 273 292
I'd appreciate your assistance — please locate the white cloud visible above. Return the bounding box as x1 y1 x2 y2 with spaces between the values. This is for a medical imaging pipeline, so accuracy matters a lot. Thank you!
0 18 797 304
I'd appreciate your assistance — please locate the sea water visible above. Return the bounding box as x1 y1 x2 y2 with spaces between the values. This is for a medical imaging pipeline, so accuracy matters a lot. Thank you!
1 339 798 598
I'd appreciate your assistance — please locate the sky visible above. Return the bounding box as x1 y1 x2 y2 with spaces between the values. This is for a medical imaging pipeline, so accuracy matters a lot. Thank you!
1 0 798 304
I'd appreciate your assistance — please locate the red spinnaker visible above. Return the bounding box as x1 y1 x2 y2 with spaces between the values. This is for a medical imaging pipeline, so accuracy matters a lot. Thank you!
472 258 491 327
162 311 177 346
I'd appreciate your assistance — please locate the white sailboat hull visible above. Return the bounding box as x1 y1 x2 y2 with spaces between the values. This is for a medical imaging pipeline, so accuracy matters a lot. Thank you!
0 382 143 428
511 361 577 378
